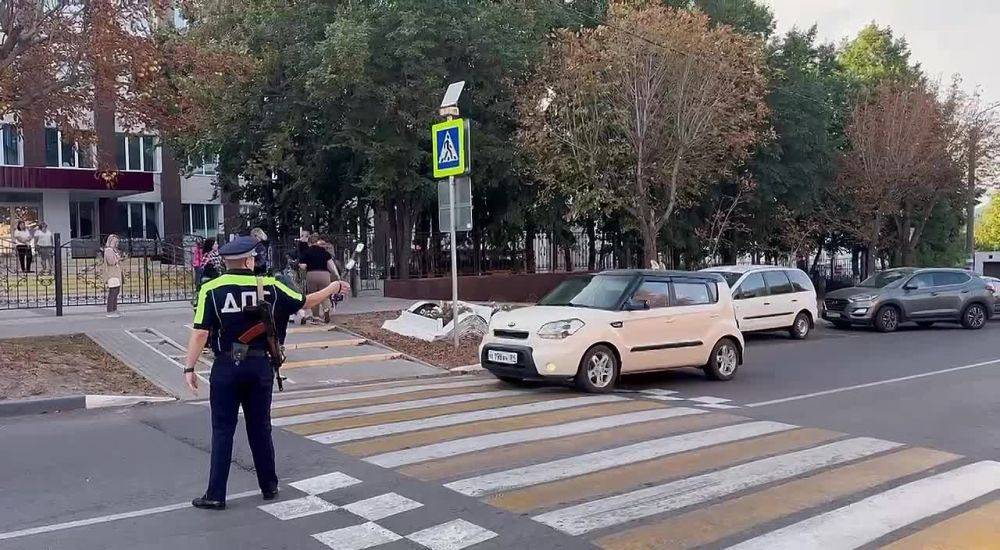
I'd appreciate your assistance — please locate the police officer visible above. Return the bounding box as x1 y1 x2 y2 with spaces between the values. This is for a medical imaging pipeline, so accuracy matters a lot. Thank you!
182 236 350 510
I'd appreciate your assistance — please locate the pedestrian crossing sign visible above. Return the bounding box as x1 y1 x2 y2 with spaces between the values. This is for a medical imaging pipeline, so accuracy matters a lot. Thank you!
431 118 468 178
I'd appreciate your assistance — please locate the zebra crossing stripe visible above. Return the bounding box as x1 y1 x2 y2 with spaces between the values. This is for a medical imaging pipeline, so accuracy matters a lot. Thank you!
596 447 959 550
726 460 1000 550
446 421 796 497
309 395 627 444
365 407 706 468
532 437 901 536
271 379 495 410
272 389 536 427
882 498 1000 549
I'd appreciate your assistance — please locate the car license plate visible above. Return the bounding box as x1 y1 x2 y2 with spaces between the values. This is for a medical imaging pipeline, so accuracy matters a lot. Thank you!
488 350 518 365
827 311 841 318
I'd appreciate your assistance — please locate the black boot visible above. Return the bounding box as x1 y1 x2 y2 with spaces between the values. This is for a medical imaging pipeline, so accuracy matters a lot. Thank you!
192 495 226 510
262 487 279 501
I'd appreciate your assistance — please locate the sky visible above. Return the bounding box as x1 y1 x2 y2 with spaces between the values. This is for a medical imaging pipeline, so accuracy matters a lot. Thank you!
764 0 1000 105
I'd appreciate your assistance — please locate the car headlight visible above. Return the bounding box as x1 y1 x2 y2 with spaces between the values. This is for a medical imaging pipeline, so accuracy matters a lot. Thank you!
849 294 879 302
538 319 585 339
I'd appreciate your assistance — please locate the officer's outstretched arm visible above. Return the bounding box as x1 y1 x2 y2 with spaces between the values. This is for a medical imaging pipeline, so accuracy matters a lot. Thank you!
183 329 210 393
304 281 351 310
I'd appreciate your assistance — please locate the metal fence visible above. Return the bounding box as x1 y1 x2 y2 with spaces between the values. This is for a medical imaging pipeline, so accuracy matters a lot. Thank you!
0 234 195 313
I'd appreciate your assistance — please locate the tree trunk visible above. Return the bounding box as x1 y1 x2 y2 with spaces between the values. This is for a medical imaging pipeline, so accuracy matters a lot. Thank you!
639 219 658 268
373 203 391 279
587 221 596 272
525 225 536 273
390 199 414 280
563 244 572 272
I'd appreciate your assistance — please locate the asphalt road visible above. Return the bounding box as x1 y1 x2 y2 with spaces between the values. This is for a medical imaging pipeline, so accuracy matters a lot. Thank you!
1 320 998 549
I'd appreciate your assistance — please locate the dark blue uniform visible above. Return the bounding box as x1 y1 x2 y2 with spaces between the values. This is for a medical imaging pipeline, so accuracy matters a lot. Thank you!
193 269 304 502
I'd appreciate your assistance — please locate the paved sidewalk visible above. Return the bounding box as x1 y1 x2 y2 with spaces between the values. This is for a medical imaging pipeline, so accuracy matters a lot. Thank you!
2 297 435 401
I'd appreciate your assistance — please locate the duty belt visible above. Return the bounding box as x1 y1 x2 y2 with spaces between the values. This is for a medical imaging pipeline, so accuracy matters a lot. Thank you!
216 348 269 361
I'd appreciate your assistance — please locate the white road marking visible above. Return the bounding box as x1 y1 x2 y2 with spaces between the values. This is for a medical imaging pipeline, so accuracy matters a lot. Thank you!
312 521 402 550
446 421 796 497
366 407 706 468
533 437 901 536
689 396 733 405
271 379 495 409
272 389 535 427
310 394 626 444
727 461 1000 550
258 495 337 520
0 490 260 541
406 519 498 550
343 492 423 521
746 358 1000 408
289 472 362 495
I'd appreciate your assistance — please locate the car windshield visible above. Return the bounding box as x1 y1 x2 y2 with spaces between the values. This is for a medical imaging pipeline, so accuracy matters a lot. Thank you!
858 269 914 288
538 274 633 310
703 271 741 288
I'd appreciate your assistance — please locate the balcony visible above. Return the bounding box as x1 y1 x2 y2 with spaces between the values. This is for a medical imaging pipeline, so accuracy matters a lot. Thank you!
0 166 153 193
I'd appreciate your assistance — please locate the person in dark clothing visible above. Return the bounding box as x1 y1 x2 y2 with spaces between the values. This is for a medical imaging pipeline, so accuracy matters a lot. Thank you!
201 238 223 280
298 234 340 324
250 227 269 275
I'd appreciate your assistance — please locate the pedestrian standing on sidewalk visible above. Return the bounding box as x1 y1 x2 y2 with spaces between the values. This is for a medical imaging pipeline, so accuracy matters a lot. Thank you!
250 227 270 275
183 236 350 510
299 234 339 324
191 237 205 289
12 221 33 273
201 238 223 281
102 234 123 318
34 222 54 274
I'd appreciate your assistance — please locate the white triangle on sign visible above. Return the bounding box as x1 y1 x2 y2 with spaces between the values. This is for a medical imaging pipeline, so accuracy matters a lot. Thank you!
439 131 459 164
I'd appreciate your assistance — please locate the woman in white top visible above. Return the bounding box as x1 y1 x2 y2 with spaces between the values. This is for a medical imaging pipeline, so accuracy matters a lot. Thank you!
12 221 33 273
34 221 54 274
102 234 124 318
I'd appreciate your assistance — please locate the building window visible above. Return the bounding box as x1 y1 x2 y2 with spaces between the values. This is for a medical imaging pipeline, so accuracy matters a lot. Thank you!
190 154 219 176
44 128 95 169
115 133 161 172
1 124 21 166
70 201 96 239
117 201 159 239
182 203 219 237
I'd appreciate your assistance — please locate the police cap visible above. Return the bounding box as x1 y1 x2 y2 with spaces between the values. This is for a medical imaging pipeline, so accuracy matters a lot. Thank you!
218 236 259 259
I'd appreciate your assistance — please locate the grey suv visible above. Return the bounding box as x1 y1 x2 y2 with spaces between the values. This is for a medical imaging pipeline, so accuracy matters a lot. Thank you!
823 268 993 332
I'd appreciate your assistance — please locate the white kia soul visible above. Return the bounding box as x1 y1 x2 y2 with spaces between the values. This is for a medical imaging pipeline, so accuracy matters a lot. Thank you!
701 265 818 339
479 270 745 392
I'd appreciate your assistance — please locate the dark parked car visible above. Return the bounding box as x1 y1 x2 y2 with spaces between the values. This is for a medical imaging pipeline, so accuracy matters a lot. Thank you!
822 268 993 332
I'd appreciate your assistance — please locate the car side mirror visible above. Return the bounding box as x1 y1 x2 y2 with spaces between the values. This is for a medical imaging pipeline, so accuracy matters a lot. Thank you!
624 298 649 311
903 283 917 291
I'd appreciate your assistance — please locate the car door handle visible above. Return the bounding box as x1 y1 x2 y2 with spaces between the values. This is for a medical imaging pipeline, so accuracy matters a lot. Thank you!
931 292 939 296
791 299 799 303
763 302 772 306
710 314 720 319
664 318 675 324
961 289 970 294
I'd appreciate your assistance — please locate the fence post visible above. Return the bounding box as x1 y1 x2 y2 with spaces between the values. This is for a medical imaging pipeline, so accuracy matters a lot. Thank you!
54 233 63 317
143 255 150 303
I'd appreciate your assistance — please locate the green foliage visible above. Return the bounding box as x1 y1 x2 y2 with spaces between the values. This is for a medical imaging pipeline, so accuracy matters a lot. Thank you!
745 27 848 246
975 194 1000 251
691 0 775 38
838 23 921 86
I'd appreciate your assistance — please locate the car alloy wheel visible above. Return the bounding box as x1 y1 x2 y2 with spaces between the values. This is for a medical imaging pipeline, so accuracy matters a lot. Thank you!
791 313 810 339
587 350 615 388
965 304 986 329
877 306 898 332
716 343 738 377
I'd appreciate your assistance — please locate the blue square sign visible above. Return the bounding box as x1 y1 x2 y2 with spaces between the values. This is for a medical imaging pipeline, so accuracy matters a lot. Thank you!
431 118 467 178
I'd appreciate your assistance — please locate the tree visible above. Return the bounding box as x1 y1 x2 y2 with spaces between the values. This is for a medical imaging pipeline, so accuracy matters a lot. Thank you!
976 195 1000 251
745 26 848 264
840 82 960 273
2 1 168 137
838 23 920 87
520 4 768 264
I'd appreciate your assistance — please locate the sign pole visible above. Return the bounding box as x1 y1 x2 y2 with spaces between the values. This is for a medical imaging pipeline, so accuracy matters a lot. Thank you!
449 171 459 349
434 81 467 349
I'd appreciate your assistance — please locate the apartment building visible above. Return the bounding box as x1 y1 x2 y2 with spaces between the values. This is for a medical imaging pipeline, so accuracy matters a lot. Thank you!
0 112 235 249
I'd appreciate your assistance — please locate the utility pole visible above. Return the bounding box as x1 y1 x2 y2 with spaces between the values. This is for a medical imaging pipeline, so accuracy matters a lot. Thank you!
967 125 978 269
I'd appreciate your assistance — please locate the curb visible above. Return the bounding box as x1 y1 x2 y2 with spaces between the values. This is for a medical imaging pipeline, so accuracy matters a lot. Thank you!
0 394 176 418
